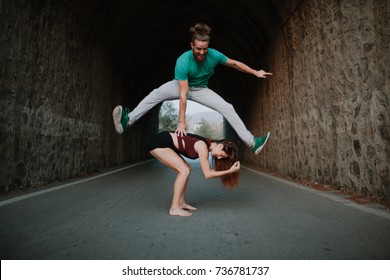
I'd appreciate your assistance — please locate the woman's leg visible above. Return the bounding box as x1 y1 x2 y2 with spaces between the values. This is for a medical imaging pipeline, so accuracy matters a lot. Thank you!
179 179 197 211
150 148 194 217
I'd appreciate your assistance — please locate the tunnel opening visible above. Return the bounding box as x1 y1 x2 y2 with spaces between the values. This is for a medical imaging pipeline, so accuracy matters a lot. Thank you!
1 0 389 200
159 100 224 139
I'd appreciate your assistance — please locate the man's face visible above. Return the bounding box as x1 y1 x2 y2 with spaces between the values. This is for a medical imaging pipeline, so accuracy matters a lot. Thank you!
191 39 209 62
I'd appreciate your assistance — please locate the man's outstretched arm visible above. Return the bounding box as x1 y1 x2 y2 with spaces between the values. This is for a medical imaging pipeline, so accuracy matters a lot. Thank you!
225 58 273 78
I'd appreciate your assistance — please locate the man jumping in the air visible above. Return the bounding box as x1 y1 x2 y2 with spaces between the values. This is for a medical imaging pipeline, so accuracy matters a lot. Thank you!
113 23 272 155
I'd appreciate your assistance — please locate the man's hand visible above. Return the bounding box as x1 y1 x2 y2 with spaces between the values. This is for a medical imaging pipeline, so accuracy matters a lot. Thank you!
175 121 187 136
255 70 273 78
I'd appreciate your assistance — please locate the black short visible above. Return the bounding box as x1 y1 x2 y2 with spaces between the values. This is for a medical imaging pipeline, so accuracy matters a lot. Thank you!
147 131 176 152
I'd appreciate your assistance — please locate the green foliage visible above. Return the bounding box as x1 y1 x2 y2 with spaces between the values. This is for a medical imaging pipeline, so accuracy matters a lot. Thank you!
159 101 224 139
194 118 224 139
159 102 178 132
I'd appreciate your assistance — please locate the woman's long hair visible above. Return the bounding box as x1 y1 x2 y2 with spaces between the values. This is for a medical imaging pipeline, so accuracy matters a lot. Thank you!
212 139 240 188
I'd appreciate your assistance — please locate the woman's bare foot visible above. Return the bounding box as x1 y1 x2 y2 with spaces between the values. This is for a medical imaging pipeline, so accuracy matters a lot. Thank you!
169 207 193 217
181 203 197 211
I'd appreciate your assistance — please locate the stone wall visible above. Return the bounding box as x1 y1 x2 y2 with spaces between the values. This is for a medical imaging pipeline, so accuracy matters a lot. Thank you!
245 0 389 199
0 0 149 192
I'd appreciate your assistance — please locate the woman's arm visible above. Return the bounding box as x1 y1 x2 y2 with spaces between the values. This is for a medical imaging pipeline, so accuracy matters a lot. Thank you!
195 141 240 179
224 58 273 78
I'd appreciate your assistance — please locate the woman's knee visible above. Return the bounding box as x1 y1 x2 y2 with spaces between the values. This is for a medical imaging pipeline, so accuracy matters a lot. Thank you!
178 164 191 176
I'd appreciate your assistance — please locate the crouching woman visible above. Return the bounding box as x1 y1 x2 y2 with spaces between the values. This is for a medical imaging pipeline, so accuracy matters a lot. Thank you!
148 131 240 217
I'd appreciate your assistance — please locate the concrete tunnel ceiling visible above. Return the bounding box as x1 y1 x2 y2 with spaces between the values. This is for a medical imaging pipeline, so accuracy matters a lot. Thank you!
63 0 301 111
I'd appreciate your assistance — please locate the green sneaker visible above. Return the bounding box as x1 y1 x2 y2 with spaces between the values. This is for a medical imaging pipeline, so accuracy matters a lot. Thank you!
251 132 270 155
112 105 130 134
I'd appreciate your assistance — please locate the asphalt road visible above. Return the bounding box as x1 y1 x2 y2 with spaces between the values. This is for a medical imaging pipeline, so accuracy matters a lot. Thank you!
1 159 390 260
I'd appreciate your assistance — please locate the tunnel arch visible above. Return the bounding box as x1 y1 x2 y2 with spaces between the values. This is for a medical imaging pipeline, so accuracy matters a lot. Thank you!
66 0 296 145
63 0 295 116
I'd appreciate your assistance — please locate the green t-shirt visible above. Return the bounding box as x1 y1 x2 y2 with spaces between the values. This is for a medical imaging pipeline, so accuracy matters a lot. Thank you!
174 48 228 87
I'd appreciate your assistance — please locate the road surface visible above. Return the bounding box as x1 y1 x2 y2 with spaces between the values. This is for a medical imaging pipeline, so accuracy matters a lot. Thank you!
1 159 389 260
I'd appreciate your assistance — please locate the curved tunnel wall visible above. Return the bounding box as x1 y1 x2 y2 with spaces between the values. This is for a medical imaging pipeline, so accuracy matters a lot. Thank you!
245 0 389 199
1 0 389 199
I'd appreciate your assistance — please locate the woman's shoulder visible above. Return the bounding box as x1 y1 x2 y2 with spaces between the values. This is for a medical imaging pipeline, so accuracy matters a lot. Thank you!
193 138 208 155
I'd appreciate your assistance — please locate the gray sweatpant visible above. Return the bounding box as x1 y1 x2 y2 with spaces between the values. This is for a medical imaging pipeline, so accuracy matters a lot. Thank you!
127 80 254 147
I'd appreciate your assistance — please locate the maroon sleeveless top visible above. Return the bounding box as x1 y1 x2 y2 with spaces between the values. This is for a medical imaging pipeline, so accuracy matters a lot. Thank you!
177 134 211 159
